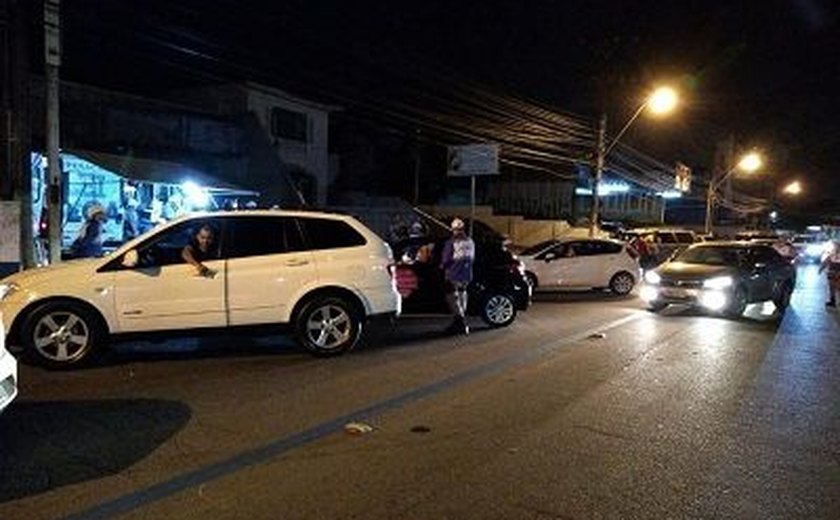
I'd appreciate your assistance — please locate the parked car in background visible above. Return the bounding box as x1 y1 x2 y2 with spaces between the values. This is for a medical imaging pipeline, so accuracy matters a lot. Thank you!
0 210 401 368
0 311 18 413
623 228 698 266
640 242 796 317
520 238 641 295
392 230 531 328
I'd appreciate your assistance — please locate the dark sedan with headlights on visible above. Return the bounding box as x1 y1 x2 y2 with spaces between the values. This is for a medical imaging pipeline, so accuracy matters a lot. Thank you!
639 242 796 317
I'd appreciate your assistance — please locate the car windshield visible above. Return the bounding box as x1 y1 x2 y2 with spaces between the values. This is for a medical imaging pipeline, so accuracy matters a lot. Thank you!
675 246 745 266
520 240 559 256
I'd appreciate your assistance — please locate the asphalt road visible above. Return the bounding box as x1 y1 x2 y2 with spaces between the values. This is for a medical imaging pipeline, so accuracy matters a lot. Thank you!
1 265 838 520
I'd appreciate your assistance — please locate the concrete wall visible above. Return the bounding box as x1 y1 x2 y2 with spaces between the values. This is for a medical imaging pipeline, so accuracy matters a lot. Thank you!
422 204 602 247
245 87 331 206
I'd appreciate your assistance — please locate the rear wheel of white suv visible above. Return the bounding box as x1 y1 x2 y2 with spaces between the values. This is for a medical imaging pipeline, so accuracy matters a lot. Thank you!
295 296 362 356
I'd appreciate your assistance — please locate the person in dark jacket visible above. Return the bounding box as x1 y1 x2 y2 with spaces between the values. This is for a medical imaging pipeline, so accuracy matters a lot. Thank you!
182 224 218 277
72 204 106 258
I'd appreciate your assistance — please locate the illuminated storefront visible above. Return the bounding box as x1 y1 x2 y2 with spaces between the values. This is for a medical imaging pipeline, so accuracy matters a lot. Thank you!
30 151 258 258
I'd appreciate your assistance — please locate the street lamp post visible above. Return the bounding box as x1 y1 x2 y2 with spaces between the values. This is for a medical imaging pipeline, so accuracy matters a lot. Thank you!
589 86 678 237
704 151 763 235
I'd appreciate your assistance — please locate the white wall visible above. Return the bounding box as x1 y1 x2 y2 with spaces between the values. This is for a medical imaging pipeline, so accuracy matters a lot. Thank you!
246 88 330 206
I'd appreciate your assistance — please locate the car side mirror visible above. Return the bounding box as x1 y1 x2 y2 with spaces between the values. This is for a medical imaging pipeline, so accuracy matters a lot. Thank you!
122 249 139 268
544 252 556 262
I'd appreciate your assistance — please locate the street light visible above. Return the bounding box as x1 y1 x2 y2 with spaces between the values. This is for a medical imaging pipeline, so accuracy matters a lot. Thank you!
589 85 679 237
704 151 764 235
783 180 802 195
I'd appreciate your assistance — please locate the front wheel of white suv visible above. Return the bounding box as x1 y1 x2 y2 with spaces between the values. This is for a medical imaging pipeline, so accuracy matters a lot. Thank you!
295 297 362 356
22 301 105 368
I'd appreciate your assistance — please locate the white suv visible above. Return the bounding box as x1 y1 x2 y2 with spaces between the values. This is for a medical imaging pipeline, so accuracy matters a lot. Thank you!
0 210 400 368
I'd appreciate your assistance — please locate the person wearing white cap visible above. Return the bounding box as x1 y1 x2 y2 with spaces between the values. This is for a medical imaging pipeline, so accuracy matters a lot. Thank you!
440 217 475 335
72 203 107 258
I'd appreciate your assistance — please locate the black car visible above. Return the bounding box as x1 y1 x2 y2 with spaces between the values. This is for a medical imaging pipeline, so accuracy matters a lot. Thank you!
641 242 796 317
392 237 531 327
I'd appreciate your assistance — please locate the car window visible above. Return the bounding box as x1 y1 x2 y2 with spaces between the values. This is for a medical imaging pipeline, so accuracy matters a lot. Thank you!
658 232 677 244
593 241 623 255
225 217 306 259
567 241 593 256
674 232 695 244
136 218 222 268
522 240 559 257
749 246 781 265
675 246 745 266
298 217 367 250
539 243 569 259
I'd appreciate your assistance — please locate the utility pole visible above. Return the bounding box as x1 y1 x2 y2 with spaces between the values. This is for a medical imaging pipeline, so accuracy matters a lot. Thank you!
44 0 61 264
589 114 607 237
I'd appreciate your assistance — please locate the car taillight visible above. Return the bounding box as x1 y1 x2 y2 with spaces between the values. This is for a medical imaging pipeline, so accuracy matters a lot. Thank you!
509 260 526 276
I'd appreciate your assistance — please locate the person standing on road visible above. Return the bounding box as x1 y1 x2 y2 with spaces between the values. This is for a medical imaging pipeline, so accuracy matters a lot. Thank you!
819 240 840 307
440 218 475 335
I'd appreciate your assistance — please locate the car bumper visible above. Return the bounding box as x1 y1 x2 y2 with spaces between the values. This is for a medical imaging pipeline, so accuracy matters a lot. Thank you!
0 351 17 413
362 285 402 317
513 282 532 310
639 284 730 312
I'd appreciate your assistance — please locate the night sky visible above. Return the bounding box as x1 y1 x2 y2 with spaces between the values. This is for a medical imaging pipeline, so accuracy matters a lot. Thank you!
52 0 840 211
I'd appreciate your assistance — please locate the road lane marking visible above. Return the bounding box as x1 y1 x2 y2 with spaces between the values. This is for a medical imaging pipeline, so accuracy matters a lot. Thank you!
61 312 644 520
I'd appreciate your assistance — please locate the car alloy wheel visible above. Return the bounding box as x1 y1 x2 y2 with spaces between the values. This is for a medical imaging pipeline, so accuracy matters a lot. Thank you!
481 293 516 327
609 271 636 296
296 297 361 356
24 302 102 367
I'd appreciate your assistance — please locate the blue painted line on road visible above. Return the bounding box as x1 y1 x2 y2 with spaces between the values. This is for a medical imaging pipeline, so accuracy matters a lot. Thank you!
61 313 642 520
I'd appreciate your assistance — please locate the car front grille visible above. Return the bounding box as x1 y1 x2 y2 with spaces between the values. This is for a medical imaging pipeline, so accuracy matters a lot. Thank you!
660 279 704 290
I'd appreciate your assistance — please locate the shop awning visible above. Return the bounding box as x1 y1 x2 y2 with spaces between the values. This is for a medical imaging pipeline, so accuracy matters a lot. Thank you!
71 150 247 191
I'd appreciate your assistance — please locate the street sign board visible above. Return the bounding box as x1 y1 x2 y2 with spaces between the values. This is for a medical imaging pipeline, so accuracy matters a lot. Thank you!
447 144 499 176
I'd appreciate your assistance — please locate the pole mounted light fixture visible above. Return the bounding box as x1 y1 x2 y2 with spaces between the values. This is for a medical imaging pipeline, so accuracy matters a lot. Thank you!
589 85 679 237
704 150 765 235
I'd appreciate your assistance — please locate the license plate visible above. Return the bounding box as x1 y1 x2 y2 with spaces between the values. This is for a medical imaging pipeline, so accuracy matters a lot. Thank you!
662 287 697 299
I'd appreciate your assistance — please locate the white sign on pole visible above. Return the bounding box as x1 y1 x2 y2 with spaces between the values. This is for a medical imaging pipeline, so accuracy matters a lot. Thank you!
447 144 499 177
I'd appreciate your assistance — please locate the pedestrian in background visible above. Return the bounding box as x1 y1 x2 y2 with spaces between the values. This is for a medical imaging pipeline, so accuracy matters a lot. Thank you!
440 218 475 335
819 240 840 307
72 203 106 258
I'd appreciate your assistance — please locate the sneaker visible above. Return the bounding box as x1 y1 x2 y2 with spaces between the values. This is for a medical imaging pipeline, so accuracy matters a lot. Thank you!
826 301 836 308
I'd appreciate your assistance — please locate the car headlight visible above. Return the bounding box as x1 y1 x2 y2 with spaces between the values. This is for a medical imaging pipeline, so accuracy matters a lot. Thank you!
644 271 661 284
806 244 823 257
0 283 19 301
703 276 733 290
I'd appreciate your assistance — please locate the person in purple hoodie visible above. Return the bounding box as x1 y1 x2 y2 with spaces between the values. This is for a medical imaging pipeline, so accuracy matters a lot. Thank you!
440 218 476 335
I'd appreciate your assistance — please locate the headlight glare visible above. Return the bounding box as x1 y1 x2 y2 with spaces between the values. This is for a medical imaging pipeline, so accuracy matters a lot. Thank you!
703 276 733 290
644 271 661 285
